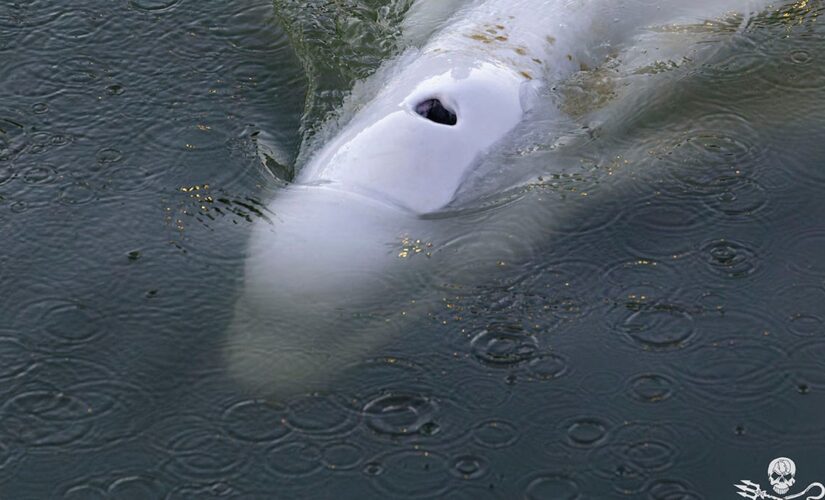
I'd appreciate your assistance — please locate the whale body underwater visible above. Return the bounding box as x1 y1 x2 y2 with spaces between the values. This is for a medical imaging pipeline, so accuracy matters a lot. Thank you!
225 0 777 397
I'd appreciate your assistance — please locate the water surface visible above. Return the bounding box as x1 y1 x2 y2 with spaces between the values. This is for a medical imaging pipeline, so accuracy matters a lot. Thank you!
2 0 825 498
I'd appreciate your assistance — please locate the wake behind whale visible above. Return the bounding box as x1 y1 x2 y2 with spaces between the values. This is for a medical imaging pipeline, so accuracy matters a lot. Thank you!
224 0 778 398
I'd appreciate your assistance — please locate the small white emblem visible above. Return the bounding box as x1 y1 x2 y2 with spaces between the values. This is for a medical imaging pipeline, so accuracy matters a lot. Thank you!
735 457 825 500
770 458 797 495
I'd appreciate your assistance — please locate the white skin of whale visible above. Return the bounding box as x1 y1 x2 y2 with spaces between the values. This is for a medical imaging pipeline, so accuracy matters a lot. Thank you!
226 0 776 397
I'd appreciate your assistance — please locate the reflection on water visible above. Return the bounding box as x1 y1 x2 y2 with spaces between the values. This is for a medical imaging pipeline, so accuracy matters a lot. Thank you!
2 0 825 497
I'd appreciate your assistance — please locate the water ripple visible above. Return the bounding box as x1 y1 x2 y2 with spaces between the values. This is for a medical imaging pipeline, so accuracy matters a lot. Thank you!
2 389 94 447
782 228 825 278
626 373 677 404
442 485 505 500
368 449 452 499
52 56 112 88
657 121 762 193
470 328 540 367
0 333 37 382
221 399 290 444
167 482 240 499
448 373 512 410
472 419 519 449
587 420 704 494
363 392 439 437
698 238 759 279
62 484 107 500
789 339 825 388
340 355 430 397
127 0 183 14
21 163 57 184
525 352 569 381
285 393 360 438
264 440 323 478
449 454 489 480
674 335 792 413
603 257 679 307
0 435 24 483
25 297 108 351
0 0 61 30
646 478 704 500
577 371 624 396
616 196 709 259
47 9 116 48
58 182 97 206
523 473 581 500
610 300 698 351
564 416 610 448
773 284 825 338
163 425 250 481
702 175 769 218
107 475 168 499
64 379 154 449
321 442 366 471
757 37 825 92
0 163 14 185
699 33 768 82
209 2 292 55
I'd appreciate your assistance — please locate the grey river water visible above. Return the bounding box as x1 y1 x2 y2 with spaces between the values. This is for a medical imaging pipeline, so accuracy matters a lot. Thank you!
2 0 825 498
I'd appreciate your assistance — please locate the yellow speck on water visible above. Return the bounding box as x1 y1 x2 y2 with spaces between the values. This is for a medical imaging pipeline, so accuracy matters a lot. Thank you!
514 47 527 55
546 35 556 45
495 35 508 42
196 124 211 131
520 71 533 80
398 236 433 259
532 58 543 64
469 33 492 43
486 28 498 34
496 24 505 30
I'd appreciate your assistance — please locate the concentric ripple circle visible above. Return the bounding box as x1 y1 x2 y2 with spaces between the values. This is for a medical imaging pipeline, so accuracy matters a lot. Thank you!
470 329 540 367
523 474 581 500
221 399 290 443
363 392 438 437
128 0 182 14
612 302 697 351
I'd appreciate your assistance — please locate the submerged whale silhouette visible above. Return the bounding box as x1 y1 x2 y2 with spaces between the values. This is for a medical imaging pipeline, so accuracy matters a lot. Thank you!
225 0 776 397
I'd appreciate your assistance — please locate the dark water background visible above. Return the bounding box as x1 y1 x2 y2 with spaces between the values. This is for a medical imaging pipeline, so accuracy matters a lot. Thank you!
2 0 825 498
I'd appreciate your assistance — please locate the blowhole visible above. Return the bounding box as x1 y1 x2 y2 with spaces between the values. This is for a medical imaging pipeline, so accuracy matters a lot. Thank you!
415 98 457 126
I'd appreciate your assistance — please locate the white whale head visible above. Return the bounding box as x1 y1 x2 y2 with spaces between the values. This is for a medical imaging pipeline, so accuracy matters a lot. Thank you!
224 36 546 397
300 55 533 213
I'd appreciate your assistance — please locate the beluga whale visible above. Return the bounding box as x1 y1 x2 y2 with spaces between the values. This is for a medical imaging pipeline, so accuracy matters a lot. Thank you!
225 0 778 397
